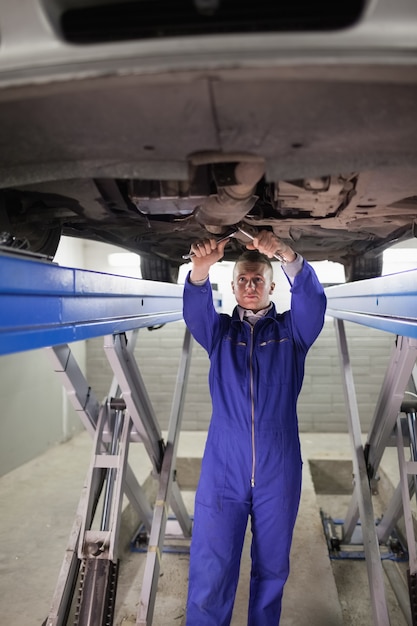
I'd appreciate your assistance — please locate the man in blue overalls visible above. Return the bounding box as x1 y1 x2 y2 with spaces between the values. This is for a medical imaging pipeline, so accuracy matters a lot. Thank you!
183 230 327 625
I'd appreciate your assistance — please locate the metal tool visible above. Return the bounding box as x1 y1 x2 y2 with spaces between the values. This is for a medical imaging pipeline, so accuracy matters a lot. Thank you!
182 227 238 259
182 224 285 262
235 226 286 262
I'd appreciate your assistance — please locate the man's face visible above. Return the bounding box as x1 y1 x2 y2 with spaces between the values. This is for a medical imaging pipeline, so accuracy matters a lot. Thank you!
231 261 275 313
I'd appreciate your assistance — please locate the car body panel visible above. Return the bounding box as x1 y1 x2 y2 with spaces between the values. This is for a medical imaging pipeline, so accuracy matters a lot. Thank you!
0 0 416 279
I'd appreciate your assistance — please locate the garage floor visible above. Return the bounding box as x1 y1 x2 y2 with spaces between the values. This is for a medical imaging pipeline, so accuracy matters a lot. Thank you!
0 431 410 625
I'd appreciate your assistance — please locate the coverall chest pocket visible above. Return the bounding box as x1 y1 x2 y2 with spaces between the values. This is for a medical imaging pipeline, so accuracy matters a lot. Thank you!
257 337 292 385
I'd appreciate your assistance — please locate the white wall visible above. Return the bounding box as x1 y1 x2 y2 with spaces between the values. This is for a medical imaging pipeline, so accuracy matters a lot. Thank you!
0 237 86 476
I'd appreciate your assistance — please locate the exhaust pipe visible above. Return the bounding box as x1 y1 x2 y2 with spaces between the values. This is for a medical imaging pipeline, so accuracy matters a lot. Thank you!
194 160 265 232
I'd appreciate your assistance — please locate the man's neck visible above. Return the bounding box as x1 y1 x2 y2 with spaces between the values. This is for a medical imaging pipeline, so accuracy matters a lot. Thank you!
237 303 272 323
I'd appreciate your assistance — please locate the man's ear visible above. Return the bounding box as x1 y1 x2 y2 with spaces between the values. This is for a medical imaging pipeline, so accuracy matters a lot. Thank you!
231 280 235 293
269 281 276 294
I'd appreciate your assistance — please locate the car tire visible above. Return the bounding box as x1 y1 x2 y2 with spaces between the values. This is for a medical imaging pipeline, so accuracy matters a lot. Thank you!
140 255 180 283
1 226 62 258
344 254 383 282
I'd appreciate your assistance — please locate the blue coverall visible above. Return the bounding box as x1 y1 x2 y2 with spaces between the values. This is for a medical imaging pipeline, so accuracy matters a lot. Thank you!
183 259 327 625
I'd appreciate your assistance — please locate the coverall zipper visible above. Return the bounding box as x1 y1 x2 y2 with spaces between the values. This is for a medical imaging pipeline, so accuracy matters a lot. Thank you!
249 325 256 487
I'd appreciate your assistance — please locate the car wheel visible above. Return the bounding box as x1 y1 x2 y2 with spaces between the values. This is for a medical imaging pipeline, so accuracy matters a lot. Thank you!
0 226 62 258
140 255 180 283
343 254 383 282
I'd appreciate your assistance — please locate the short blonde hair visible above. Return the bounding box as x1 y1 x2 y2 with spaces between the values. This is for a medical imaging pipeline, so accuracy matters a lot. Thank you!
233 250 274 280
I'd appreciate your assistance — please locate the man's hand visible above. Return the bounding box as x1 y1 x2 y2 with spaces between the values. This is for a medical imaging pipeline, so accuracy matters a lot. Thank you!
246 230 296 263
189 237 229 282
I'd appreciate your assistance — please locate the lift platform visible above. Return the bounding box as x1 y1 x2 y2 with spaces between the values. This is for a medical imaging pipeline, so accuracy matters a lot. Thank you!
325 268 417 626
0 247 220 626
2 246 417 626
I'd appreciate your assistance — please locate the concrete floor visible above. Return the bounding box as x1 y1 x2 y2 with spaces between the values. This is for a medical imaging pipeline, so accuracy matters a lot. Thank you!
0 430 411 625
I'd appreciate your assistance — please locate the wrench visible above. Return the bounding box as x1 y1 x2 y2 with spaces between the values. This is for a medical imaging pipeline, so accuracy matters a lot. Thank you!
235 226 286 262
182 227 238 259
182 225 285 262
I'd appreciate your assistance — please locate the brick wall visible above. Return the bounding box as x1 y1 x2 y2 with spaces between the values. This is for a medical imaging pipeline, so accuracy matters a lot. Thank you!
86 318 394 434
298 320 393 432
84 237 416 436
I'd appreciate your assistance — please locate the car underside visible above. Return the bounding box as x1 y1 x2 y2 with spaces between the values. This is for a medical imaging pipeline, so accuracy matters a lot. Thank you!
0 0 416 282
1 162 416 282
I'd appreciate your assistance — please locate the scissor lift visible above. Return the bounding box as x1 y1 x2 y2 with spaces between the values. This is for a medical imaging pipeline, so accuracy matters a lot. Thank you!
0 247 220 626
2 246 417 626
325 268 417 626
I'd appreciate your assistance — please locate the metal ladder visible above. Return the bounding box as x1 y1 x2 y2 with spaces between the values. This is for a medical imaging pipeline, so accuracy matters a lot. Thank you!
396 397 417 625
325 270 417 626
44 328 194 626
0 250 225 625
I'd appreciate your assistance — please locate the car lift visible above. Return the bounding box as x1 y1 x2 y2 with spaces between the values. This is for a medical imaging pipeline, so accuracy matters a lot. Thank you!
0 247 219 626
325 268 417 626
1 246 417 626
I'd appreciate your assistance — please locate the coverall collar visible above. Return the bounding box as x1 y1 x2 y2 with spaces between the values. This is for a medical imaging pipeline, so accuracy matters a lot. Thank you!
232 302 276 325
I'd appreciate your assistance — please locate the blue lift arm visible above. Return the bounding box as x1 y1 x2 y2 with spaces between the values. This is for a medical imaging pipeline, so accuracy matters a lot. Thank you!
0 252 188 355
325 268 417 338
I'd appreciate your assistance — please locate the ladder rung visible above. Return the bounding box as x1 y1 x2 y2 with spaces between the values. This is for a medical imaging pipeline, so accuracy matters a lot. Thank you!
94 455 120 469
405 461 417 475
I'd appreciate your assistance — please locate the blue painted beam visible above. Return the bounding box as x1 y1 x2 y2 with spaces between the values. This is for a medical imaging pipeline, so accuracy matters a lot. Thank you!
0 253 209 355
325 269 417 338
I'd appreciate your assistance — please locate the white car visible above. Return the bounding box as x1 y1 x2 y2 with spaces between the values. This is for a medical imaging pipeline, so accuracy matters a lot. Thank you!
0 0 416 281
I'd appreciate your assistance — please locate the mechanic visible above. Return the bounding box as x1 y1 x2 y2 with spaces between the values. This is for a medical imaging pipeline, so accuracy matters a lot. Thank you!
183 230 327 625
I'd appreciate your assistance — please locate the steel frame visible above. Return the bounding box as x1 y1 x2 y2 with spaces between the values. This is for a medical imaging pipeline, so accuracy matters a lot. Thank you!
326 268 417 338
4 251 417 625
325 269 417 626
0 250 224 625
0 249 185 355
44 326 195 626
